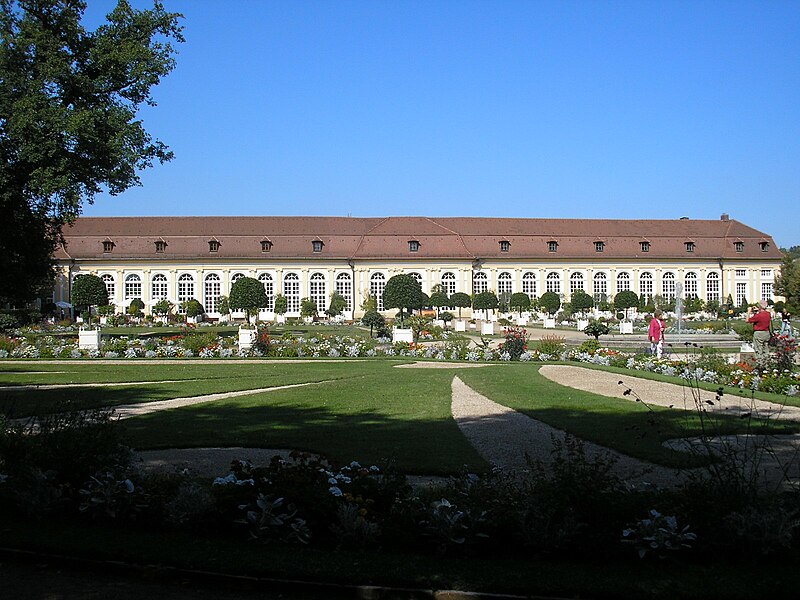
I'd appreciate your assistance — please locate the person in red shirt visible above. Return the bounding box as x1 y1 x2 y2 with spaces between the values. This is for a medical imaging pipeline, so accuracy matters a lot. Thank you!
648 310 665 358
747 301 773 371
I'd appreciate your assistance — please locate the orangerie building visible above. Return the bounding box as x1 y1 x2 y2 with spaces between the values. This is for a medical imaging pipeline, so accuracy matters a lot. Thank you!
53 214 784 320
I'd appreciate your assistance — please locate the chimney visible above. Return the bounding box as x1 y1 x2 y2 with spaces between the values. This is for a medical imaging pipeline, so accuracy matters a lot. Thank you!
720 213 730 221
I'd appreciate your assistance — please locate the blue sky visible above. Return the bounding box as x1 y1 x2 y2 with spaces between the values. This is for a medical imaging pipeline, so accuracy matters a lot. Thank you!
82 0 800 247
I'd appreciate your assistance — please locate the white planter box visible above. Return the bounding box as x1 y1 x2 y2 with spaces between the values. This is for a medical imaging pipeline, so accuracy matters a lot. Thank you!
78 328 102 351
187 315 203 324
433 319 445 328
469 322 477 329
740 342 754 353
99 316 108 325
238 327 258 350
577 319 589 331
619 321 634 334
516 316 528 326
543 318 556 329
455 320 466 332
276 314 286 324
303 316 314 324
481 321 494 335
393 328 414 343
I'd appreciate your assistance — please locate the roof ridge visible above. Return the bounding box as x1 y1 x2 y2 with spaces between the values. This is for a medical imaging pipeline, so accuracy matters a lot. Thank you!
350 217 390 259
428 217 476 259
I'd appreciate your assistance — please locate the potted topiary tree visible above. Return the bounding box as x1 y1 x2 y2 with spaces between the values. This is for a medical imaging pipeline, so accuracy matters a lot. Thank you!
383 274 423 342
300 297 318 323
127 298 144 322
614 290 639 334
510 292 531 326
570 289 594 331
325 292 348 321
152 299 173 324
72 274 109 350
538 291 561 328
182 299 205 324
273 294 288 324
217 295 231 323
472 291 499 334
361 310 385 338
229 277 268 325
450 292 472 331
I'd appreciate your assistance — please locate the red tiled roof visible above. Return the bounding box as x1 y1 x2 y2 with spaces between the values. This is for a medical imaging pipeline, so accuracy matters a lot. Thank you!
55 216 783 261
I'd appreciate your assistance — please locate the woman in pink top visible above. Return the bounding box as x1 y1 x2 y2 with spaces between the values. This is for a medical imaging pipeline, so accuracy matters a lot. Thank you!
648 310 665 358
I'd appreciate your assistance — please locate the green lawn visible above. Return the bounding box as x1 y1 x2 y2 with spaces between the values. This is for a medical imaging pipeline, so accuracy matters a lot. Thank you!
2 360 796 473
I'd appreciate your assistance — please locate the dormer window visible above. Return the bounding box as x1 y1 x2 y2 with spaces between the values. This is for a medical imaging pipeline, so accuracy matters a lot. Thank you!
548 240 558 253
261 239 272 253
154 240 166 253
409 240 420 252
734 241 744 253
208 239 220 253
102 240 114 253
640 241 650 253
759 241 769 252
312 240 323 253
499 240 510 253
685 241 695 253
594 241 605 253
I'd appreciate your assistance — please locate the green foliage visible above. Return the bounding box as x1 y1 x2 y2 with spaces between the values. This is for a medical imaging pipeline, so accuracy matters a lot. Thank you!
97 304 115 317
361 310 385 337
229 277 269 320
127 298 144 316
361 294 378 312
71 275 109 312
614 290 639 312
181 299 204 318
472 291 499 312
510 292 531 315
0 1 183 305
274 294 288 315
538 291 561 315
583 321 610 340
382 274 423 326
326 292 347 317
429 290 449 312
776 253 799 312
535 334 567 356
152 299 173 317
440 311 455 323
0 313 18 331
217 295 230 316
578 339 602 354
570 289 594 314
300 297 318 318
683 296 705 314
450 292 472 317
181 332 219 355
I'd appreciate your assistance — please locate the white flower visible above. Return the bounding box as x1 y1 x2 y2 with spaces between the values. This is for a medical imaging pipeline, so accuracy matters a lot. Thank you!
329 486 343 497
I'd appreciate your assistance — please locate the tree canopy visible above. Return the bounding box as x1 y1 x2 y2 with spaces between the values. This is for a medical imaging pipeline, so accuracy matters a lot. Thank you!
450 292 471 318
326 292 347 317
472 291 499 313
776 253 799 312
570 289 594 314
382 274 423 326
229 277 268 322
71 274 108 310
0 0 184 305
538 291 561 315
509 292 531 315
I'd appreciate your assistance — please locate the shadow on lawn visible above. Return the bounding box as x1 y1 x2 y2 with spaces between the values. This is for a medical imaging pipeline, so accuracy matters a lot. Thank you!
121 402 489 476
0 385 172 419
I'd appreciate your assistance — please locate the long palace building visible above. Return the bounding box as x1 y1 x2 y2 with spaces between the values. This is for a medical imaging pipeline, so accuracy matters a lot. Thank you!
53 214 784 319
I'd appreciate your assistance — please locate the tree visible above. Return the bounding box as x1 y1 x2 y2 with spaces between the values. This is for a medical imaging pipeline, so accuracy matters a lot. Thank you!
300 297 317 319
127 298 144 317
382 274 423 326
325 292 347 318
614 290 639 320
181 299 204 319
152 299 173 319
361 310 385 338
217 295 230 318
570 290 594 315
538 291 561 315
472 291 499 315
776 253 800 312
71 274 109 322
583 321 610 340
274 294 288 316
509 292 531 316
0 0 184 305
429 290 449 318
450 292 471 318
229 277 268 323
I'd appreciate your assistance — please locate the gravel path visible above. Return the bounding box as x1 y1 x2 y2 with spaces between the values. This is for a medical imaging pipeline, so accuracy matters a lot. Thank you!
449 376 683 486
539 365 800 422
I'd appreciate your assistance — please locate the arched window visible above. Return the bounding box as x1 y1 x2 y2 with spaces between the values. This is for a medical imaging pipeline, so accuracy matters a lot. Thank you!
522 272 537 300
569 272 584 295
684 272 698 299
441 272 456 296
370 272 386 311
283 273 300 313
258 273 274 310
177 273 194 313
497 272 513 297
616 271 631 293
335 272 352 311
472 271 488 294
546 271 561 294
662 272 676 300
639 272 653 301
310 272 327 313
706 272 720 303
409 272 422 286
204 273 221 313
101 274 115 301
593 272 608 303
124 274 141 300
151 274 168 300
231 272 245 286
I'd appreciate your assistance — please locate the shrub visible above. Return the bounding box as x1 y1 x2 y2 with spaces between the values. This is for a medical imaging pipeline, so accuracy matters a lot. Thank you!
583 321 610 340
535 335 566 356
0 313 19 331
578 339 601 354
538 291 561 315
501 326 528 360
182 332 219 354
